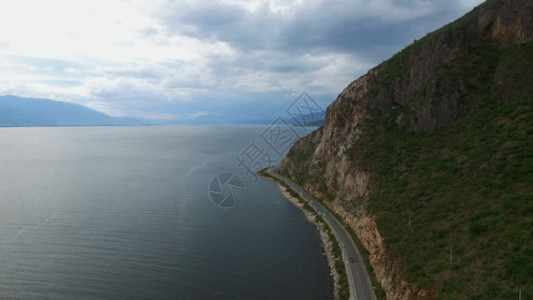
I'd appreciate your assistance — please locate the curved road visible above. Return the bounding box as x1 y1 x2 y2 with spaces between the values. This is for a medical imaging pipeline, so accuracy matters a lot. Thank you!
268 167 376 300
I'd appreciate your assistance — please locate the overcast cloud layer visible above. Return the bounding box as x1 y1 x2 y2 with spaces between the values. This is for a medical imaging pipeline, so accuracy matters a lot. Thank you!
0 0 484 122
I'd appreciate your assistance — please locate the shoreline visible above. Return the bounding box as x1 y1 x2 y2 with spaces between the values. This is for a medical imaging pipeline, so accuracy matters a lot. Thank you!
259 171 343 300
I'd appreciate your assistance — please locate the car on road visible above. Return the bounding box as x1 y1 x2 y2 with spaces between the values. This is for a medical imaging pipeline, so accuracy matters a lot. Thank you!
349 256 355 263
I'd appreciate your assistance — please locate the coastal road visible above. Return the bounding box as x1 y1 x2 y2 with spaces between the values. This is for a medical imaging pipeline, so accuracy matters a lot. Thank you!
268 167 376 300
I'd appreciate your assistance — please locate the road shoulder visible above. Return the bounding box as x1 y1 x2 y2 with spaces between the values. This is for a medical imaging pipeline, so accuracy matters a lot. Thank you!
259 169 351 300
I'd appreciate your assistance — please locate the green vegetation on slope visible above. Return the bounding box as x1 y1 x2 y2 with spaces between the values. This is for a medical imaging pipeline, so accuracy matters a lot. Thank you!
356 96 532 299
343 40 533 300
282 10 533 298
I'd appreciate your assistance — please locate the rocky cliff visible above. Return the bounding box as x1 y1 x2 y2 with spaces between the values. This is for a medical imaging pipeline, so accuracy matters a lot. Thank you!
280 0 533 299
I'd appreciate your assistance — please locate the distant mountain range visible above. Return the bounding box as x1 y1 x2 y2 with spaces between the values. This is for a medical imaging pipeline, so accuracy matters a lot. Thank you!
0 95 326 127
0 95 143 127
178 111 326 126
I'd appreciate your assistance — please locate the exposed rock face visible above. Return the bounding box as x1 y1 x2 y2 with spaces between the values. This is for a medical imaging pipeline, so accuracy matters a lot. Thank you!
280 0 533 299
485 0 533 47
327 203 434 300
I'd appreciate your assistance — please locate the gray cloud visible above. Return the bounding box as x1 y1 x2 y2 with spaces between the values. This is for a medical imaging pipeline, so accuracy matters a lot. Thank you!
0 0 485 121
156 0 476 59
91 0 485 120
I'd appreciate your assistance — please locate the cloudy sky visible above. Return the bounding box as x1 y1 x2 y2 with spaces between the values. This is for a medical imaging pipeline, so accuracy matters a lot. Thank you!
0 0 484 123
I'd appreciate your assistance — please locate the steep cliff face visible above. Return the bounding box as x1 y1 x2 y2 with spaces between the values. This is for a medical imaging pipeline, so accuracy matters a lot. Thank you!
280 0 533 299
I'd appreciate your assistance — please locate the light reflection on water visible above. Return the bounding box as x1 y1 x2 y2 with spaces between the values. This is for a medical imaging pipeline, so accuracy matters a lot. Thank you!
0 126 331 299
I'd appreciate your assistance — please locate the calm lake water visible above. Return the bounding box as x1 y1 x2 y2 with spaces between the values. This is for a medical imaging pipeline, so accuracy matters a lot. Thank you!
0 126 331 299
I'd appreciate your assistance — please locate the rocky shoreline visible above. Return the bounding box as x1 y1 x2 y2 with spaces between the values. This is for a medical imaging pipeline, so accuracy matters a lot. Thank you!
259 171 343 300
277 184 341 300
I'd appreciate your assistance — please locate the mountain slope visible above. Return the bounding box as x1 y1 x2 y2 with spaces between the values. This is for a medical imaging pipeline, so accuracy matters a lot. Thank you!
279 0 533 299
0 95 142 126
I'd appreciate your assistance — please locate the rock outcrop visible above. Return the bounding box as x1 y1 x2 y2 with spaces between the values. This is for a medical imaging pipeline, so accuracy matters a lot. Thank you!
280 0 533 299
